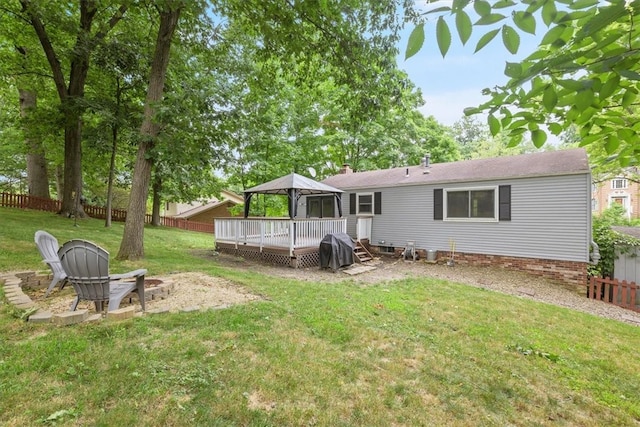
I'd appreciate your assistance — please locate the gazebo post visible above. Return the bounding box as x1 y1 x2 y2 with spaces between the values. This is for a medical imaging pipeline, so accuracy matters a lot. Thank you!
243 193 253 218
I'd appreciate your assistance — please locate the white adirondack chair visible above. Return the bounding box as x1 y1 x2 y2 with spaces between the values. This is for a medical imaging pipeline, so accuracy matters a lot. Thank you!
34 230 68 297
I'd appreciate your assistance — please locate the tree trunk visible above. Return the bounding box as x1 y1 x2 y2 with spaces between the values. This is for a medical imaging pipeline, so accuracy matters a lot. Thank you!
117 6 181 260
19 89 50 199
151 175 162 226
55 164 64 200
60 109 85 218
105 78 122 228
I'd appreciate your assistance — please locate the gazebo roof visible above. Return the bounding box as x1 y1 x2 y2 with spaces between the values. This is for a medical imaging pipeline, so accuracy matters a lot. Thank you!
244 172 343 195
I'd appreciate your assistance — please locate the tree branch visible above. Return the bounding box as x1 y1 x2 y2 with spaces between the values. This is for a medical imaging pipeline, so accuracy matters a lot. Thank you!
19 0 68 100
92 4 128 44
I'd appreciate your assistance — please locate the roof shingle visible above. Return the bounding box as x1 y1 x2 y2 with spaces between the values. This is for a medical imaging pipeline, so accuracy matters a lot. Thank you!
322 148 589 190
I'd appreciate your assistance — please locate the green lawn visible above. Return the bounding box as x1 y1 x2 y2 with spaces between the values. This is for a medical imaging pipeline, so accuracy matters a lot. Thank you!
1 207 639 426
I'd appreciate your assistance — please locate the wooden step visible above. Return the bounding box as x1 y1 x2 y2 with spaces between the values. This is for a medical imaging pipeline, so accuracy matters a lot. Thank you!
353 240 373 263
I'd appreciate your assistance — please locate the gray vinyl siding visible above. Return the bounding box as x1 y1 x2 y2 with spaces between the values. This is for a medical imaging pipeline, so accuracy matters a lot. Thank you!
338 173 591 262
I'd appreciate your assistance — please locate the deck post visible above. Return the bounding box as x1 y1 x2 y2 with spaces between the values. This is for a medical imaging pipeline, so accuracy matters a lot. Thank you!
259 220 264 252
289 220 295 257
234 220 239 249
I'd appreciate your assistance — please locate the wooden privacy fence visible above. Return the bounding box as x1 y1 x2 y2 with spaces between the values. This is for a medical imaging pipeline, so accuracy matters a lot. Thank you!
587 276 639 312
0 192 213 234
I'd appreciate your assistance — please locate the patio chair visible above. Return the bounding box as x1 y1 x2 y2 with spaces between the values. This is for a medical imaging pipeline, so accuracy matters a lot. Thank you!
34 230 68 297
58 239 146 312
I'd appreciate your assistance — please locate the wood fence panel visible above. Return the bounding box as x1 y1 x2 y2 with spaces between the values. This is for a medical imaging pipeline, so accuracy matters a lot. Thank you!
1 192 213 234
587 276 639 312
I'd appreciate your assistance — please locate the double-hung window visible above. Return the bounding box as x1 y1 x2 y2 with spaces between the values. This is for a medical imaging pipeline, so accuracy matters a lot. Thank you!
357 193 373 215
349 192 382 216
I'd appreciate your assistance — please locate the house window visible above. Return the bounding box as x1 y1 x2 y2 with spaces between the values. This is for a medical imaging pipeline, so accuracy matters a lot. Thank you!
307 196 335 218
435 186 510 222
349 192 382 215
612 178 628 189
357 193 373 215
445 188 496 220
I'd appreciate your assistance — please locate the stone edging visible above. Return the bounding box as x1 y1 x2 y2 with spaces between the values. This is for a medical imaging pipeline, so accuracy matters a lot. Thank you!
0 271 209 326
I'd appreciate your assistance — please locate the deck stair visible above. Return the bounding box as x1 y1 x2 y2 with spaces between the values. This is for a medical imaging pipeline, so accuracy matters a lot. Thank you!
353 240 373 263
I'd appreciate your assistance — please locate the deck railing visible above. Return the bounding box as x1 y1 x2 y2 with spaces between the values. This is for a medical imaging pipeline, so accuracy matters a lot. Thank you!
215 217 347 256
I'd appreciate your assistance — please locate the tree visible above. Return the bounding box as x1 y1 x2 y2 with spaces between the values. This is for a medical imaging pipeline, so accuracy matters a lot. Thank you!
117 4 182 260
406 0 640 166
450 116 490 160
16 0 128 216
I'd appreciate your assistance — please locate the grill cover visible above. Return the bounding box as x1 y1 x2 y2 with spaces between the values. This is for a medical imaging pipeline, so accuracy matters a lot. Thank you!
319 232 354 271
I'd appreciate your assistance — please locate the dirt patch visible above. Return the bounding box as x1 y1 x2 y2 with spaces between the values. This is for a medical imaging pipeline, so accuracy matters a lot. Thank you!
26 272 263 314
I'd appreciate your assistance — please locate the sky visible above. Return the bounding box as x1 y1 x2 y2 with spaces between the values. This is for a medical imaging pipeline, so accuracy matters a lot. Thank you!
395 8 542 127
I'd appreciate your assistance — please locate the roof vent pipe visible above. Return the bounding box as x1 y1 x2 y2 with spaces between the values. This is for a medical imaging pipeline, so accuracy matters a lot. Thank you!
405 168 409 177
424 153 431 168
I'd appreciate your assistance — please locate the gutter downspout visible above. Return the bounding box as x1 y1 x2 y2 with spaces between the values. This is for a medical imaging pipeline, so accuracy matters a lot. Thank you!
590 241 600 265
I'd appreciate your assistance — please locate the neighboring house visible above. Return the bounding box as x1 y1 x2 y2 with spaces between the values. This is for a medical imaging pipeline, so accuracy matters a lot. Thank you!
592 171 640 219
164 190 243 223
307 148 594 286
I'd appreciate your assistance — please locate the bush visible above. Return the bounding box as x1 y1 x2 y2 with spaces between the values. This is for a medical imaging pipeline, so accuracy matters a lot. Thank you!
590 205 640 278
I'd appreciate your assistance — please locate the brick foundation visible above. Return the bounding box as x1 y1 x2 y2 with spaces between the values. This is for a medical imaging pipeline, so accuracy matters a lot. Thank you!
369 246 587 287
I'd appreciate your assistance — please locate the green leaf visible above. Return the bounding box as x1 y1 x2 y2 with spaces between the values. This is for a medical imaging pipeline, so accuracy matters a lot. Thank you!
474 28 500 53
622 89 637 107
557 79 587 91
604 134 620 154
405 24 425 60
599 74 620 101
531 129 547 148
618 69 640 80
494 0 516 8
501 25 520 54
541 2 558 26
542 86 558 112
513 11 536 35
476 13 506 26
575 88 594 112
436 17 452 58
423 6 452 15
456 11 473 45
504 62 522 78
617 128 635 141
463 106 481 115
540 25 569 46
569 0 599 10
548 123 563 135
474 0 491 17
488 114 501 135
452 0 471 11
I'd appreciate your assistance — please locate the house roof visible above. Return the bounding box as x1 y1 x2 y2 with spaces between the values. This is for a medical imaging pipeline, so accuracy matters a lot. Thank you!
174 199 237 219
322 148 590 190
244 172 343 195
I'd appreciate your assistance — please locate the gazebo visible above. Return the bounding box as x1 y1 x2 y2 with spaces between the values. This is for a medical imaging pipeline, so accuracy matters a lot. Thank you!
215 173 348 268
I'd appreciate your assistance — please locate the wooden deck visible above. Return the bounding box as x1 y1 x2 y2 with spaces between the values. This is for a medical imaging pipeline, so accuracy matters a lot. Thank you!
214 217 347 268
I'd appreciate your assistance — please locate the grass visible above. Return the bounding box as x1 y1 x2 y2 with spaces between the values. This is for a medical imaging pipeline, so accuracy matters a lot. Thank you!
1 207 639 426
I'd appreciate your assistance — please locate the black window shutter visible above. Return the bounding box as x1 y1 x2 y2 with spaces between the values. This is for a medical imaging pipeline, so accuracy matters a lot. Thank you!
374 192 382 215
499 185 511 221
434 189 443 220
349 193 356 215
